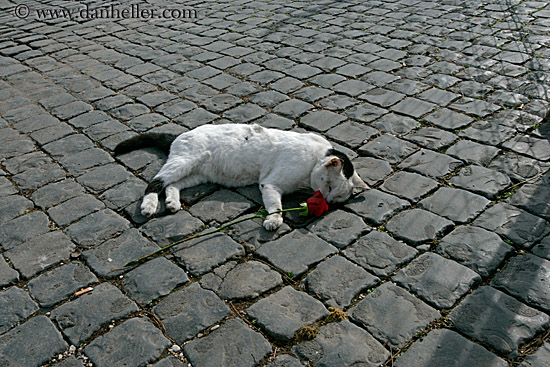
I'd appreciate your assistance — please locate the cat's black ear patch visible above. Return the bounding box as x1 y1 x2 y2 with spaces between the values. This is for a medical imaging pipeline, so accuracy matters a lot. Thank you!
327 149 354 179
145 178 164 194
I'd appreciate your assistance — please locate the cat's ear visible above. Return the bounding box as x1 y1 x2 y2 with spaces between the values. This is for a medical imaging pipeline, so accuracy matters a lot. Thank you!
326 157 342 172
351 171 369 191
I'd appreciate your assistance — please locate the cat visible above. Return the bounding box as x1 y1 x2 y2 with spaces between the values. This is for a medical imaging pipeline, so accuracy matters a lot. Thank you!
114 123 369 230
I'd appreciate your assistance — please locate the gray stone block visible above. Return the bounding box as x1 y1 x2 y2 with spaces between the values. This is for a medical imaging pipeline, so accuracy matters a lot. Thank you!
83 228 159 278
489 152 550 182
380 171 438 202
345 189 410 225
0 316 68 367
459 121 516 145
223 103 266 123
189 189 254 225
450 286 550 357
293 320 389 367
393 252 481 309
227 214 291 251
99 177 147 211
84 318 170 367
359 134 418 164
59 148 114 176
308 210 371 248
48 195 105 227
76 163 134 194
267 354 304 367
211 260 282 301
153 283 230 343
533 235 550 261
491 253 550 312
474 203 550 248
520 343 550 367
424 108 473 130
394 329 507 367
326 120 378 148
246 286 328 340
0 287 38 334
450 165 511 199
446 139 501 167
300 110 346 132
0 255 19 286
124 257 189 304
344 231 417 277
508 181 550 222
404 127 458 151
391 97 436 118
399 149 463 178
352 157 393 186
51 282 138 345
31 179 84 209
4 231 76 279
350 282 439 349
418 187 490 223
183 318 271 367
140 210 204 246
273 99 313 119
28 262 98 307
306 255 379 308
438 226 514 278
0 211 50 250
256 229 337 277
172 231 244 276
0 195 34 225
66 209 130 247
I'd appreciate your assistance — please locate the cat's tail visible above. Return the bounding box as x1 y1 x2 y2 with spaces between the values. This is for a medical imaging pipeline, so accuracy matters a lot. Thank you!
113 133 178 155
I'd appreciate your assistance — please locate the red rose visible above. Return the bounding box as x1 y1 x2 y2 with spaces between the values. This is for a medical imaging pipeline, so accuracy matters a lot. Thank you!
304 190 329 217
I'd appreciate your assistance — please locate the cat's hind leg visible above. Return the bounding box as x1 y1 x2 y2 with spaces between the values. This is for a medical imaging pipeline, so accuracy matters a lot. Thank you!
141 178 163 216
165 185 180 212
165 174 207 213
260 183 284 231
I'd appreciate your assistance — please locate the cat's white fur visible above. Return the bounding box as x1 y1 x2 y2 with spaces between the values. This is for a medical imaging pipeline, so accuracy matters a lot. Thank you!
142 124 368 230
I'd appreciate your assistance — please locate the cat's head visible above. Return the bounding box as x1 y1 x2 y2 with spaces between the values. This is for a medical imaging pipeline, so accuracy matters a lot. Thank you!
310 149 369 203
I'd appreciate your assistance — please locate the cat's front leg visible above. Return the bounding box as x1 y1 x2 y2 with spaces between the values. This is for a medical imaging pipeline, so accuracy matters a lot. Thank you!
260 183 284 231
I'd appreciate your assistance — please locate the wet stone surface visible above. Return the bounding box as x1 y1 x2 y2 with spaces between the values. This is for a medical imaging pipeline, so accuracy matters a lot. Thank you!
183 318 271 367
305 255 379 309
1 1 550 366
153 283 231 343
246 286 328 341
393 329 508 367
450 286 550 358
393 253 481 309
351 282 440 350
83 318 170 367
292 320 390 367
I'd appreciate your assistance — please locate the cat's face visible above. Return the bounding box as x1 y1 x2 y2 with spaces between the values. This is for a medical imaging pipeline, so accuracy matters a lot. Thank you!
311 156 369 203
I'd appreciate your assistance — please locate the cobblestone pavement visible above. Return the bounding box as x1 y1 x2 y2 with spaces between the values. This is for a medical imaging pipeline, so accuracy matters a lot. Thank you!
0 0 549 366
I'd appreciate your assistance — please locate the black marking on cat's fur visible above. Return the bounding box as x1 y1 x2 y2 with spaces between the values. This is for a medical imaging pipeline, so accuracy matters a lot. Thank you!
327 149 354 179
114 133 178 155
145 178 164 194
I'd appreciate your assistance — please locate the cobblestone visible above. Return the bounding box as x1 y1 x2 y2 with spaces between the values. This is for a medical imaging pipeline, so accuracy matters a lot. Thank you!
246 286 328 341
1 1 549 365
351 282 439 350
450 286 550 357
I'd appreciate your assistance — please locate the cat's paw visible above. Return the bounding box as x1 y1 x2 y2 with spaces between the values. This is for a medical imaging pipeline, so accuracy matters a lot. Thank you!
141 195 159 217
263 214 283 231
165 198 181 213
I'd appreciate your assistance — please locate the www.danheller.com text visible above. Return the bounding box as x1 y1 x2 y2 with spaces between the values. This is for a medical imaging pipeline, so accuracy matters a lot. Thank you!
14 3 198 20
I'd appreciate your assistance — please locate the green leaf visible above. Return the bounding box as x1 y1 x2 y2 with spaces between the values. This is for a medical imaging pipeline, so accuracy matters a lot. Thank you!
298 202 309 216
257 208 270 219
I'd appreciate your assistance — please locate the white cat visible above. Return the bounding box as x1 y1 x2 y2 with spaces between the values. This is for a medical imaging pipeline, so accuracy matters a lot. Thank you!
115 123 368 230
